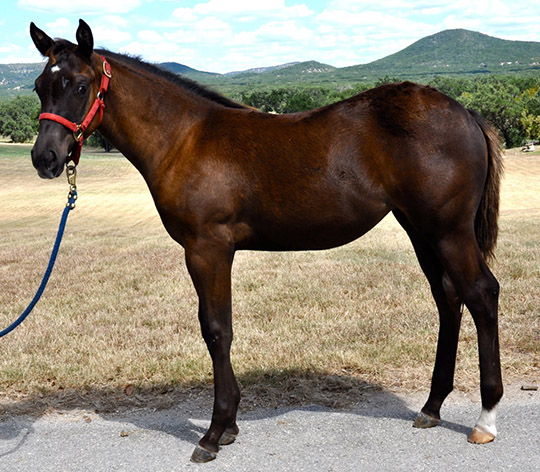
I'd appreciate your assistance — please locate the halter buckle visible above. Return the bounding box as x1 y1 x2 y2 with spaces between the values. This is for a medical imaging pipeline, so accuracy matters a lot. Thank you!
73 126 84 142
103 60 112 78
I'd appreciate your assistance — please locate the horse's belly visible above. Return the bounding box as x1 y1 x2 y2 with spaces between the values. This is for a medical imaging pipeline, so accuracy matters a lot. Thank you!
243 199 390 251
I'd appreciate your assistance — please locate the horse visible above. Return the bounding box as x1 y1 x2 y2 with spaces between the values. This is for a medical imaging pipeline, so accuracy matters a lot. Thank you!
29 20 504 463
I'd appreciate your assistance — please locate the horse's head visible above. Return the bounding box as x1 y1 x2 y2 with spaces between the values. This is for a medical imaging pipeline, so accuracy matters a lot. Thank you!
30 19 101 178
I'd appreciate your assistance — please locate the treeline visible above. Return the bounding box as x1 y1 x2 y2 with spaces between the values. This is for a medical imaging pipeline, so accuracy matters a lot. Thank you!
1 75 540 148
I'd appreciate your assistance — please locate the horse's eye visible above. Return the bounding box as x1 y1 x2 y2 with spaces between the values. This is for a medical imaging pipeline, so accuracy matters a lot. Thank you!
77 84 88 96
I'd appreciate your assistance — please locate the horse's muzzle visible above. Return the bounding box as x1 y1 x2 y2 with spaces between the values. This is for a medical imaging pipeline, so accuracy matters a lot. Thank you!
31 146 65 179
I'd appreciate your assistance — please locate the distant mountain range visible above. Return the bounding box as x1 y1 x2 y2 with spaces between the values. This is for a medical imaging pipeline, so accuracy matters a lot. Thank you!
1 29 539 97
0 63 42 97
226 61 304 76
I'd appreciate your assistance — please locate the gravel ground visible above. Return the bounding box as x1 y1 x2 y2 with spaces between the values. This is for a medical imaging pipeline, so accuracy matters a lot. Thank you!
0 386 538 472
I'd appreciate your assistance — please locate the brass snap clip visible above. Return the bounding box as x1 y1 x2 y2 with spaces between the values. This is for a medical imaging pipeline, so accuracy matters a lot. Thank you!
66 164 78 209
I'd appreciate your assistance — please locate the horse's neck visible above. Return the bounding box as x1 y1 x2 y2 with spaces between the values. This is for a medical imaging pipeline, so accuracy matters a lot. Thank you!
97 58 206 180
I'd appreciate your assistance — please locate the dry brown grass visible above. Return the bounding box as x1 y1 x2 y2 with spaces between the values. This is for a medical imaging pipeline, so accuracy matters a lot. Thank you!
0 144 538 414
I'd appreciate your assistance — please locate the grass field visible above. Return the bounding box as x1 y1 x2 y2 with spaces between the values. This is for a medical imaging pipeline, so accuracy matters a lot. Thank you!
0 143 538 415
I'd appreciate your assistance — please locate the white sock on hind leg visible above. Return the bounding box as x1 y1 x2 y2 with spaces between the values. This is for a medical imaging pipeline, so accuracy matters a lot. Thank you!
475 406 498 437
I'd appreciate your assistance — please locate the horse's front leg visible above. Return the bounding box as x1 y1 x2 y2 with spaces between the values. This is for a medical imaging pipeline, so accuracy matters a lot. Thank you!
184 237 240 463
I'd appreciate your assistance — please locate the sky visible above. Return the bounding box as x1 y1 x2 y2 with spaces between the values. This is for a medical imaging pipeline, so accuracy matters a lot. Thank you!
1 0 539 73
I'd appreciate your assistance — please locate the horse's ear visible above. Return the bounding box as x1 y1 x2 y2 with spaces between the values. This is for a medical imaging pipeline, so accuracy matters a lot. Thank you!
76 19 94 58
30 22 54 56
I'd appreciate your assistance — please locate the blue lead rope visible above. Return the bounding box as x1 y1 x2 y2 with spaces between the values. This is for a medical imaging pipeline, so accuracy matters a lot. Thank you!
0 174 77 339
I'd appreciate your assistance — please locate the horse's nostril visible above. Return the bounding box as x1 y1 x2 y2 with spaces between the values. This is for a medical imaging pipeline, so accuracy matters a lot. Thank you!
48 148 58 162
46 148 60 172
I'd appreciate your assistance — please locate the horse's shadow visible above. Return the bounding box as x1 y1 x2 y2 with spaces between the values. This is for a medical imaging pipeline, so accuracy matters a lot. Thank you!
0 369 471 458
0 414 35 459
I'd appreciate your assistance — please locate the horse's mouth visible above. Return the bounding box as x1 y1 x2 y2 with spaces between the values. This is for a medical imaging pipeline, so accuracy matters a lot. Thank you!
36 164 65 179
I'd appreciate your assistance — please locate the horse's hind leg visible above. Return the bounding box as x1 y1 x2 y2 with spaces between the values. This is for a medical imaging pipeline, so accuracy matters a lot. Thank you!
395 210 503 442
435 233 503 443
394 211 463 428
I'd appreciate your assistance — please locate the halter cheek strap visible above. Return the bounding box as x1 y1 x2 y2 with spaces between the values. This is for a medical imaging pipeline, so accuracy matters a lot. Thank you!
38 56 112 165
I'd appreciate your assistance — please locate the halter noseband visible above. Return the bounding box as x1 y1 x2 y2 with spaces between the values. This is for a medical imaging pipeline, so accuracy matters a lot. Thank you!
38 56 112 165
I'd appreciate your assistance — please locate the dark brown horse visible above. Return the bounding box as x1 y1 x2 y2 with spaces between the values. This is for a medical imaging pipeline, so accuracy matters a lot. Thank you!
30 20 504 462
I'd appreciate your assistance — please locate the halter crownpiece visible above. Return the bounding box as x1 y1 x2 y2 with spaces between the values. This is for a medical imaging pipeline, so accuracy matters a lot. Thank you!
38 55 112 165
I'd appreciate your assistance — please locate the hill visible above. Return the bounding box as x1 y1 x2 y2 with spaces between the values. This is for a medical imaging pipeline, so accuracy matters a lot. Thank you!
201 61 338 89
342 29 540 79
225 62 301 76
0 63 43 97
159 62 217 76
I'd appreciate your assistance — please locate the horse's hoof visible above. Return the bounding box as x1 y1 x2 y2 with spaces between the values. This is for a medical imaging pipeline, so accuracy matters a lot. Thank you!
190 445 218 463
219 431 237 445
468 427 495 444
413 411 440 429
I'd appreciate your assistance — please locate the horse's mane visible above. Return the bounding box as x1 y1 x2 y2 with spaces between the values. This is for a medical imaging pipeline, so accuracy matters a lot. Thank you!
95 48 247 110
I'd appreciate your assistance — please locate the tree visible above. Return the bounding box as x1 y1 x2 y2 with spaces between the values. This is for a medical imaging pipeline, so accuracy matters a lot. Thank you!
457 77 526 147
428 76 469 100
374 76 401 86
0 95 40 143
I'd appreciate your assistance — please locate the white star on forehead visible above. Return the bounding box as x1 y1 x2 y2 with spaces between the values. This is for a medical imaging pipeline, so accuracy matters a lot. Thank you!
51 65 61 73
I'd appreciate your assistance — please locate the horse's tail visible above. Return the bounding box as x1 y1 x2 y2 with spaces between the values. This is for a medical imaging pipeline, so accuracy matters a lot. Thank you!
469 110 504 263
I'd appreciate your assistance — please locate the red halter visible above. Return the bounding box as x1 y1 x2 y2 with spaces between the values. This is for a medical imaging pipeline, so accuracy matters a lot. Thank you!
38 56 112 165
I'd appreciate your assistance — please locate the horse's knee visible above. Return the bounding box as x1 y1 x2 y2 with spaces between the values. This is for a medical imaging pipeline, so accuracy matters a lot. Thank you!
202 329 232 350
199 316 233 351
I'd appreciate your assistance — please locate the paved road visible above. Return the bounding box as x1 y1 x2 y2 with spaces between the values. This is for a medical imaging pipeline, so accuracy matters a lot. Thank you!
0 387 538 471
